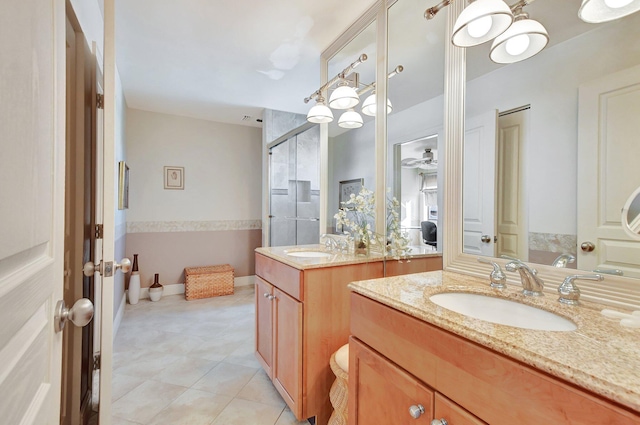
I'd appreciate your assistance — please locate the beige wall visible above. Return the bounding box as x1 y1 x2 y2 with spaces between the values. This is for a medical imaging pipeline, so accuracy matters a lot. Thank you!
125 109 263 286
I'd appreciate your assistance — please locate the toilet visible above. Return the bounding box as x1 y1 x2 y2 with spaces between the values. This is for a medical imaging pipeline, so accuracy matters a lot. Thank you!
328 343 349 425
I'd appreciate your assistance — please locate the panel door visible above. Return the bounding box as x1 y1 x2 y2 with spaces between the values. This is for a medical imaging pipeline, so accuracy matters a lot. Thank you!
496 109 527 260
463 110 498 257
578 64 640 277
272 287 303 419
255 277 274 378
0 0 65 423
349 338 434 425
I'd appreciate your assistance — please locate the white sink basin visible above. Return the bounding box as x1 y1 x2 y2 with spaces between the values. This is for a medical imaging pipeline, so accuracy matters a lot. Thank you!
429 292 577 332
286 251 332 258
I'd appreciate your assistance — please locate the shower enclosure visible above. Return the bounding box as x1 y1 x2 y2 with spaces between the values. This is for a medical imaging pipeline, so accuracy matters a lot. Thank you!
269 125 320 247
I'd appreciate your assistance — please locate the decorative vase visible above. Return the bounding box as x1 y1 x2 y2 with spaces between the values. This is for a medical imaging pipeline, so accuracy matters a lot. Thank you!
149 273 163 302
128 254 141 305
354 234 370 256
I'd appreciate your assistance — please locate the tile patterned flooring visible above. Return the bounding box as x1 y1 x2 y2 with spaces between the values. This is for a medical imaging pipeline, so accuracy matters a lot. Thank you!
111 285 311 425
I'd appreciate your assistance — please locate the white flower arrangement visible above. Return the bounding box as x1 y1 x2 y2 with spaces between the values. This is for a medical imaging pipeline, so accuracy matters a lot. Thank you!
334 187 411 260
334 187 375 254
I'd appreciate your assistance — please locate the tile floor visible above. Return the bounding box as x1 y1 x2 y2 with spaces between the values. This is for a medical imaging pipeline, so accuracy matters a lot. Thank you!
111 285 311 425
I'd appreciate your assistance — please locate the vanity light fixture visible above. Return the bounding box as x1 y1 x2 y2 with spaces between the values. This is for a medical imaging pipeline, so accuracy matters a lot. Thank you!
304 56 404 125
426 0 547 64
489 7 548 64
329 80 360 110
451 0 514 47
306 95 334 123
578 0 640 22
304 54 367 124
359 65 403 117
338 109 364 129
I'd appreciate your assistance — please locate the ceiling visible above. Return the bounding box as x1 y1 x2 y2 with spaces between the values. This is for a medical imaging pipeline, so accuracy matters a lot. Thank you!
114 0 378 128
113 0 604 131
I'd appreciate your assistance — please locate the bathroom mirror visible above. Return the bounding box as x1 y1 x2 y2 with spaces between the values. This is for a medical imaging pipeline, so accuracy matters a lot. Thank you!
462 4 640 278
385 0 446 258
326 18 377 236
622 187 640 239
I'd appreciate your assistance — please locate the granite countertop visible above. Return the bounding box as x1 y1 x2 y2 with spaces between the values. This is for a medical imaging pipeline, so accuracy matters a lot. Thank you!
348 270 640 412
255 244 441 270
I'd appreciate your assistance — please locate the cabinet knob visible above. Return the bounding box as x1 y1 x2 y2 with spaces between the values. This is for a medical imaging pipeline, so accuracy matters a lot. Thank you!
431 419 448 425
408 404 425 419
263 293 270 298
268 294 276 301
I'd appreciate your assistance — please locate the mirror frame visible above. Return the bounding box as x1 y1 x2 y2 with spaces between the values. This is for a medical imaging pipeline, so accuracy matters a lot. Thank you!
318 0 640 309
442 3 640 310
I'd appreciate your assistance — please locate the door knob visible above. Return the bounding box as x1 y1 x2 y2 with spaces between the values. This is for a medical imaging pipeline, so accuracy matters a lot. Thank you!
581 241 595 252
481 234 492 243
409 404 425 419
55 298 94 333
83 258 131 277
431 419 448 425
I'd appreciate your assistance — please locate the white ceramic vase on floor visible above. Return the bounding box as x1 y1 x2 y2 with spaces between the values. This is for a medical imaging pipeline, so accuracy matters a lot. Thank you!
128 273 141 305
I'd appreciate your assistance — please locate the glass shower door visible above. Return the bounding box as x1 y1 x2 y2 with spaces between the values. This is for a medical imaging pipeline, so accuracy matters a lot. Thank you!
269 126 320 247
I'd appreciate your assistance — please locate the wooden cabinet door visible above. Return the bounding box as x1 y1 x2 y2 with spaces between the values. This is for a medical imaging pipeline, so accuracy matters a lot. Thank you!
434 393 487 425
255 277 274 378
273 287 303 419
349 338 434 425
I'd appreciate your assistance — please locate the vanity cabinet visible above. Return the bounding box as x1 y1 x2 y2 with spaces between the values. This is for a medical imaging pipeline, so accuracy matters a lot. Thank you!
254 253 385 424
349 292 640 425
349 336 485 425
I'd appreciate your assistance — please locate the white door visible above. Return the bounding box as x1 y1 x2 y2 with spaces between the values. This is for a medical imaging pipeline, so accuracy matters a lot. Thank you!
0 1 66 424
496 109 527 260
463 110 498 257
578 64 640 278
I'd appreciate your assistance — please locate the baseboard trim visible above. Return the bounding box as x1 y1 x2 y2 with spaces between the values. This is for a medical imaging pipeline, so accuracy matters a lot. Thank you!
128 276 256 301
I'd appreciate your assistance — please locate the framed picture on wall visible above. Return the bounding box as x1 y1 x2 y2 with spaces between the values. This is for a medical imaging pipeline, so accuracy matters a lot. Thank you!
339 178 363 210
118 161 129 210
164 166 184 190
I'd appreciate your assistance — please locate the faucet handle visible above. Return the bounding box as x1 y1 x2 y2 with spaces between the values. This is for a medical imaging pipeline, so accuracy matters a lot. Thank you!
558 274 604 305
478 257 506 289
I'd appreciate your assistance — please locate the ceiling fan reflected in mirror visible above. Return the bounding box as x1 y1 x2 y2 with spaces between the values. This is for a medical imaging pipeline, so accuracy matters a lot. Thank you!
401 148 438 169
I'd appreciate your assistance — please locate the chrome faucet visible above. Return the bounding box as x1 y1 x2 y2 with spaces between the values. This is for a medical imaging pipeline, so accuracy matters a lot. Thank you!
558 274 603 305
477 257 506 289
321 234 348 253
552 254 576 268
504 259 545 296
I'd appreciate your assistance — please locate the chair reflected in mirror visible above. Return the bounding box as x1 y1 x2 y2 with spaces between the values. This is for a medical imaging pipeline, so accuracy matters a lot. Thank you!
421 221 437 250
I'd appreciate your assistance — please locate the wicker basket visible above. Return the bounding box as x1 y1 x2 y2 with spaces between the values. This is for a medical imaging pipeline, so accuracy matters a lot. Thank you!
184 264 234 300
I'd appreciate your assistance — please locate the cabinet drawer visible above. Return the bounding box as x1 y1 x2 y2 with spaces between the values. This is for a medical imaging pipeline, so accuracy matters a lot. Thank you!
255 253 303 301
351 293 640 425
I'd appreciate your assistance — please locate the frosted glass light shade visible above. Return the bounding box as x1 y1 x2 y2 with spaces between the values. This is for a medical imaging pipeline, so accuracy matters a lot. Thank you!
578 0 640 22
361 93 393 116
338 109 363 129
452 0 513 47
489 18 549 64
329 85 360 109
306 103 333 123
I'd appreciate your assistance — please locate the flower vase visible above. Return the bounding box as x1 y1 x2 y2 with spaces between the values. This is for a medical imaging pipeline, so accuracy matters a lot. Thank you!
354 234 370 256
149 273 163 302
128 254 140 305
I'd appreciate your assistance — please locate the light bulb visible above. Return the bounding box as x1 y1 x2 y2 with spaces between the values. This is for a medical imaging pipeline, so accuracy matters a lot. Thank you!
467 15 493 38
604 0 633 8
505 34 530 56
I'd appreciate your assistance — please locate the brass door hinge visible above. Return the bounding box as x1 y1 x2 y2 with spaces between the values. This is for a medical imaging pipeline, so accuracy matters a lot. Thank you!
95 224 103 239
96 93 104 109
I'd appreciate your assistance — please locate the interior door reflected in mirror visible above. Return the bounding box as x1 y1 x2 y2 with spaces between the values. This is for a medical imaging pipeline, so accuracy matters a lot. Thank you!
622 187 640 239
462 2 640 278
